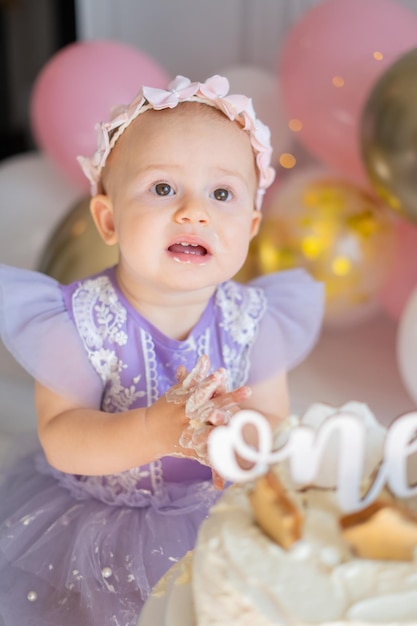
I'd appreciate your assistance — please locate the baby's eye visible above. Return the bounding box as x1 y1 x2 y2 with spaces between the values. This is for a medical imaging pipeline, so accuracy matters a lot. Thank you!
152 183 174 196
213 188 231 202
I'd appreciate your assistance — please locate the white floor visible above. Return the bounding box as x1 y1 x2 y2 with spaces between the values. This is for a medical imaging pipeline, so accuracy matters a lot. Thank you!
0 310 414 464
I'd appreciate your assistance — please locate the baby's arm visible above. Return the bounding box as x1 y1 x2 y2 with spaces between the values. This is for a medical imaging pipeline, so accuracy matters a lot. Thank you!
35 355 247 476
239 369 290 432
220 369 290 472
35 356 213 475
35 381 194 475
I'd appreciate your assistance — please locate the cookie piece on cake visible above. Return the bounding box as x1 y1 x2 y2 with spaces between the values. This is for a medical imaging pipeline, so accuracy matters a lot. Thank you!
340 497 417 561
248 470 303 549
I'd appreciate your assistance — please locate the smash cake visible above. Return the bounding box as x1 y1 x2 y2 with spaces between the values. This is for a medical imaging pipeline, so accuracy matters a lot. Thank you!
138 402 417 625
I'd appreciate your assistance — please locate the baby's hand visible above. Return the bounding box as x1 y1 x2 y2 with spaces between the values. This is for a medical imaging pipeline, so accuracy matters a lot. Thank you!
180 380 250 456
165 355 211 404
145 356 212 459
180 367 251 488
164 355 251 489
185 369 250 427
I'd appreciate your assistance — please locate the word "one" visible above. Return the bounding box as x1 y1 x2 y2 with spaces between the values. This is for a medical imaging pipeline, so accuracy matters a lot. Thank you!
208 409 417 512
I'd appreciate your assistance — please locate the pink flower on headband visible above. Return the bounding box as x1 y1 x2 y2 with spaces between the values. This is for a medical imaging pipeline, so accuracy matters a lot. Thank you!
199 75 256 126
142 76 199 109
77 74 275 210
199 75 229 98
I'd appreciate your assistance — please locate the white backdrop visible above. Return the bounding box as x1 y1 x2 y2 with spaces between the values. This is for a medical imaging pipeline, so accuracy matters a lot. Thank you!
75 0 417 77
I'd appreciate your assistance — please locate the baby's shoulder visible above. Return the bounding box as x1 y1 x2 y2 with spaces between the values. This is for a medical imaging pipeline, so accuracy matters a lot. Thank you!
0 264 104 405
62 268 131 349
62 268 118 310
215 279 266 309
217 268 324 316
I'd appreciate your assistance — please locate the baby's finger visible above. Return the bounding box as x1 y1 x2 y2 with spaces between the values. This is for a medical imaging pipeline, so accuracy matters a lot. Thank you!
193 368 229 402
223 385 252 405
203 386 252 424
176 365 189 385
212 469 225 491
166 356 214 405
186 384 251 426
188 424 212 462
201 405 232 426
182 355 211 390
185 369 229 416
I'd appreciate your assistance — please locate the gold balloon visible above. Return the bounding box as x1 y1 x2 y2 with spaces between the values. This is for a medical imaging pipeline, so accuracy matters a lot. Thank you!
361 47 417 223
37 198 118 283
242 172 396 327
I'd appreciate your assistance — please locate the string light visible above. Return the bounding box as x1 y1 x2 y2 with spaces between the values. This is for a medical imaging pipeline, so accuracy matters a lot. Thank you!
279 153 296 169
332 257 352 276
332 76 345 88
289 119 303 132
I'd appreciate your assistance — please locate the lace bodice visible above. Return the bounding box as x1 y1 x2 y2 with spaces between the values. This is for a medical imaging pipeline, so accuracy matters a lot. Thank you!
68 271 266 412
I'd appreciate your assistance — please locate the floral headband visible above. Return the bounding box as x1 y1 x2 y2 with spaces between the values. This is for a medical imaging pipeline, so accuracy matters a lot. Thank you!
77 74 276 210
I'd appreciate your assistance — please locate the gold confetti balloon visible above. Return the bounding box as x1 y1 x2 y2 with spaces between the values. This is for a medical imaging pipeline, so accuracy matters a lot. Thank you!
38 198 118 283
361 47 417 224
248 170 397 327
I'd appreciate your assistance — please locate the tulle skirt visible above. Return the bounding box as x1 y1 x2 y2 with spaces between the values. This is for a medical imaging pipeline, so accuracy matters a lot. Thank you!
0 439 220 626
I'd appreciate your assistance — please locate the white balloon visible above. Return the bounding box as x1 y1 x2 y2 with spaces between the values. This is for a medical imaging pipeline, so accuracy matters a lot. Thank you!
397 286 417 405
218 65 292 166
0 151 82 269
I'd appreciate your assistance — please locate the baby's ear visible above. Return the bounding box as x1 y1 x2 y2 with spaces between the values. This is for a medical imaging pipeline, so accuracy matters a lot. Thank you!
90 194 118 245
249 210 262 240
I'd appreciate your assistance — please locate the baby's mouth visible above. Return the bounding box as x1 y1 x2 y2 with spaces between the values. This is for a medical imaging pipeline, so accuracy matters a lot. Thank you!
168 242 208 257
167 241 211 265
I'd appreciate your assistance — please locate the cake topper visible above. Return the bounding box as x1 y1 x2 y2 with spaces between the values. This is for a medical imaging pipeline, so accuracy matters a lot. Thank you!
208 405 417 512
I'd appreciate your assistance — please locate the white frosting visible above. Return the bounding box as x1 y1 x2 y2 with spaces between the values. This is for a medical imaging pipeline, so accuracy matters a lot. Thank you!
192 485 417 625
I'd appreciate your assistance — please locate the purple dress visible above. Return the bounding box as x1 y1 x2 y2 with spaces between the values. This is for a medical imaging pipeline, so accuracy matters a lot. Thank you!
0 264 323 626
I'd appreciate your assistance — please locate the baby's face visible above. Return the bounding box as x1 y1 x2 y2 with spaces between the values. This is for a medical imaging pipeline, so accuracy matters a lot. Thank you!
92 104 261 300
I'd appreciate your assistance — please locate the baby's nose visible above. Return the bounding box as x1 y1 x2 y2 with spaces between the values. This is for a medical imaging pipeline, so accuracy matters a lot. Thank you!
174 198 209 224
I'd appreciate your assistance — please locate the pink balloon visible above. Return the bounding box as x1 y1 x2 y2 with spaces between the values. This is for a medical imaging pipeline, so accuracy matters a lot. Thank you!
279 0 417 184
30 40 170 190
397 285 417 405
379 219 417 321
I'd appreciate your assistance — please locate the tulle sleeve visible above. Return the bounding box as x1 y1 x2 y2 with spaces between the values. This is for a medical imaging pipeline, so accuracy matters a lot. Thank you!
246 269 325 385
0 265 103 407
